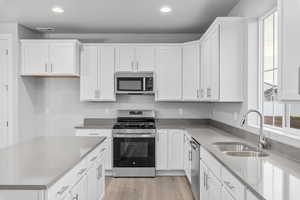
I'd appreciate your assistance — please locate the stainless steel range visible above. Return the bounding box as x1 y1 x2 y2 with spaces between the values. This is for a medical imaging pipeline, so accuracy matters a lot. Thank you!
112 110 156 177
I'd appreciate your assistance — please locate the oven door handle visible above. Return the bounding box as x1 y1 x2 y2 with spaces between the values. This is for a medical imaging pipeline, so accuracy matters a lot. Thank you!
113 134 156 138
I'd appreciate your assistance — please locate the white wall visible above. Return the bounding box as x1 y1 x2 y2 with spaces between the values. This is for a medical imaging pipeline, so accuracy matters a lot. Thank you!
38 78 211 136
211 0 277 128
0 23 43 144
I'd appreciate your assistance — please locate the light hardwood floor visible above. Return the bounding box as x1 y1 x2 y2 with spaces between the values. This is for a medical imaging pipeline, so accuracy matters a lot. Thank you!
104 176 194 200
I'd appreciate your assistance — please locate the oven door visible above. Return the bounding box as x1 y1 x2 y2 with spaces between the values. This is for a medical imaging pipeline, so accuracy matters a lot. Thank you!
113 137 155 168
116 77 144 92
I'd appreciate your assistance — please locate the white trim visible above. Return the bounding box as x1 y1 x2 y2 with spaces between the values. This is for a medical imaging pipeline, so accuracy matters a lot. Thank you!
0 34 13 147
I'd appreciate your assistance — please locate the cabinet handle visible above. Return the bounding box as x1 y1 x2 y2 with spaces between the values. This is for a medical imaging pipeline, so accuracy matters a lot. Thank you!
50 63 53 72
72 194 79 200
200 89 204 98
189 151 192 161
95 89 100 98
203 172 206 189
136 61 139 71
90 156 98 162
131 61 134 71
89 133 100 136
77 168 87 175
100 148 106 153
57 185 69 196
45 63 47 72
207 88 211 98
224 181 235 190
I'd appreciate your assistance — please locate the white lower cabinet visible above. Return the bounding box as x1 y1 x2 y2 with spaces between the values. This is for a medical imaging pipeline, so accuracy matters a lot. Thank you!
46 143 106 200
76 129 112 171
87 154 105 200
200 160 222 200
222 187 235 200
156 129 184 171
70 175 88 200
246 190 259 200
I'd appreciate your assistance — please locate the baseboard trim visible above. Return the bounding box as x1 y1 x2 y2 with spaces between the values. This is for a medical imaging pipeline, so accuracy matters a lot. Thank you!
155 170 185 176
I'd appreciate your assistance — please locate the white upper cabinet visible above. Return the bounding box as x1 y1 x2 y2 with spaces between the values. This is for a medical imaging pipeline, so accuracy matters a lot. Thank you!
199 17 245 102
278 0 300 100
155 46 182 101
21 40 80 76
182 42 200 101
80 45 115 101
21 42 49 75
116 46 135 72
135 46 155 72
116 46 155 72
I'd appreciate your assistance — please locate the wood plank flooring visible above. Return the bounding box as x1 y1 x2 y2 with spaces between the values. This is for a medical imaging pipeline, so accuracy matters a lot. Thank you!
104 176 194 200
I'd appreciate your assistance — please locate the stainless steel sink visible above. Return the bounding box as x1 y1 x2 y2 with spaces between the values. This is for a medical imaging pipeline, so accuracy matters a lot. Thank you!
213 142 269 157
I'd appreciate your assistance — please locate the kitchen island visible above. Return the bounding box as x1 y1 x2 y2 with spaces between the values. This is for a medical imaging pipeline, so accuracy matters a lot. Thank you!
0 136 107 200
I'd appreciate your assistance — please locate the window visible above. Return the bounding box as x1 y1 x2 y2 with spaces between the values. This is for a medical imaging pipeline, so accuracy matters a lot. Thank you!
260 10 300 133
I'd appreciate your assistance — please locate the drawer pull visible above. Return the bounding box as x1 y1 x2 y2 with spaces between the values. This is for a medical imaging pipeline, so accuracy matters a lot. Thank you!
224 181 235 190
100 148 106 152
57 185 69 196
77 168 87 175
90 156 98 162
72 194 79 200
89 133 100 136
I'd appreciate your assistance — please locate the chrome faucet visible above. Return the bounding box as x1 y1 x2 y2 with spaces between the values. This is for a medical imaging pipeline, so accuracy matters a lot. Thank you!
241 109 269 150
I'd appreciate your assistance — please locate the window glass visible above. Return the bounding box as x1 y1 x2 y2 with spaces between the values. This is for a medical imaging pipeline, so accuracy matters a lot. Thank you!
262 11 283 128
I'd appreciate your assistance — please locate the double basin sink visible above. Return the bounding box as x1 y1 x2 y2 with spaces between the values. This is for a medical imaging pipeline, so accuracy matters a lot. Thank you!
213 142 269 157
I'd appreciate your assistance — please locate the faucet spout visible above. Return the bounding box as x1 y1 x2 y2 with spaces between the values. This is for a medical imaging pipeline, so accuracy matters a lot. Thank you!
240 109 269 150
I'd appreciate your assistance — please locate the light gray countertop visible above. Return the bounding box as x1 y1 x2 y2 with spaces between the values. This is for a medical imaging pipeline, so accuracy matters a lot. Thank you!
186 126 300 200
74 118 300 200
0 136 106 190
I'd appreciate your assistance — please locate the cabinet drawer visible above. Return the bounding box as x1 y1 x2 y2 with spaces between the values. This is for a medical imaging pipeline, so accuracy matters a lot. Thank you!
200 147 221 178
222 167 245 200
87 144 106 168
47 172 73 200
75 129 112 137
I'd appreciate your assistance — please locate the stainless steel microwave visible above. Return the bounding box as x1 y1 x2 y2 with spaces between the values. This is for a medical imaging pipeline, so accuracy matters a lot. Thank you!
115 72 154 94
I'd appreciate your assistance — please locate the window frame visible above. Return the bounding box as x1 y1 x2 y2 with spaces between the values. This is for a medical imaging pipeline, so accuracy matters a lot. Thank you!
257 8 300 135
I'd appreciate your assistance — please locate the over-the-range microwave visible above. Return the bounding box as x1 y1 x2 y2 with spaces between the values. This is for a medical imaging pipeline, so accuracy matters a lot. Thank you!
115 72 154 95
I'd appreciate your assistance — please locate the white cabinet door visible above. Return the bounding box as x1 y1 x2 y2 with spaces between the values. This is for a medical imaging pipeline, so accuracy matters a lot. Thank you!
208 25 220 101
49 43 76 75
208 170 222 200
200 40 208 100
95 155 105 200
116 46 135 72
155 46 182 101
156 130 168 170
70 175 88 200
80 46 98 100
183 134 192 182
182 44 200 101
200 161 209 200
22 42 48 75
222 187 235 200
167 130 184 170
246 190 259 200
135 46 155 72
87 162 98 200
98 46 116 101
279 0 300 100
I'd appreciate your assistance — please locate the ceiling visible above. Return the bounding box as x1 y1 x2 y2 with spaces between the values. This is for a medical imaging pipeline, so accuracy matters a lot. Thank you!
0 0 240 33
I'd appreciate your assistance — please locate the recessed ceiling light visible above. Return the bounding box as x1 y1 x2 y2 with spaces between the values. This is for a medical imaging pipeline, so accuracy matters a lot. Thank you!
160 6 172 13
52 6 64 14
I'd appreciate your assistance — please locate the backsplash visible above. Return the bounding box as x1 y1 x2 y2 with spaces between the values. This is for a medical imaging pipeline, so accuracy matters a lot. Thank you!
36 78 211 136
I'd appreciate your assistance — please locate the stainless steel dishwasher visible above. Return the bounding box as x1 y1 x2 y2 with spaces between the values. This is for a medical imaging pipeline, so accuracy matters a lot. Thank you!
190 138 200 200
